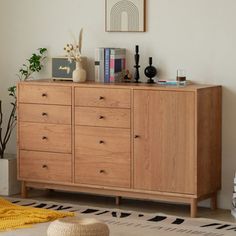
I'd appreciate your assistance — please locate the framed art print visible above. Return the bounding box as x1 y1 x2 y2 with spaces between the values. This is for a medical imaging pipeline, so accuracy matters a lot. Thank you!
106 0 146 32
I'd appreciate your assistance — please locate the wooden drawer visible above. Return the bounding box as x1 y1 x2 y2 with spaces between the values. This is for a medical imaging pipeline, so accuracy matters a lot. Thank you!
75 126 130 188
19 104 71 124
75 159 130 188
75 87 131 108
75 107 130 128
19 150 72 183
19 84 71 105
19 122 71 153
75 126 130 156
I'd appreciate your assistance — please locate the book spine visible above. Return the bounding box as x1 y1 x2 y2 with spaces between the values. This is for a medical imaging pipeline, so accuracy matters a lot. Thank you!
100 48 105 83
94 48 100 82
110 57 115 83
104 48 110 83
94 48 105 83
110 48 126 82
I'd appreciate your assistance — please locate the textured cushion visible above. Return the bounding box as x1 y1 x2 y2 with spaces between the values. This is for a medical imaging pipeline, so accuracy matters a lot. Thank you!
47 217 109 236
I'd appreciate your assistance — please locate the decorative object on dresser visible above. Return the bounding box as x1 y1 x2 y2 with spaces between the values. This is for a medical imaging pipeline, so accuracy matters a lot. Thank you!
176 69 187 82
52 57 76 80
134 45 140 83
0 48 47 196
95 48 126 83
123 69 132 82
64 29 86 83
106 0 146 32
17 80 222 218
144 57 157 83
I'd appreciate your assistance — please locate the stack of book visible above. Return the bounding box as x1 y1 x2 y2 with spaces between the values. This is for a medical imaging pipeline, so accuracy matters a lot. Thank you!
95 48 126 83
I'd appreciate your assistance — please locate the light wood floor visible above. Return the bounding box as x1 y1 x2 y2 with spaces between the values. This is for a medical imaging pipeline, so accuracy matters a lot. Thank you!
12 189 236 223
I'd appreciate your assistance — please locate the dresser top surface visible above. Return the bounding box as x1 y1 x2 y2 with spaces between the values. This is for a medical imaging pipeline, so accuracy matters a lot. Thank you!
18 79 221 92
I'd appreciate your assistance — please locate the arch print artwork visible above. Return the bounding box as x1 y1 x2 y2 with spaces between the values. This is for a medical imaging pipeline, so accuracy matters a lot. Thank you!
106 0 146 32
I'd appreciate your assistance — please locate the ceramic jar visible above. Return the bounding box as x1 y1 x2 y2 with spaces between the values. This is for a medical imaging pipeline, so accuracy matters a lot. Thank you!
73 60 87 83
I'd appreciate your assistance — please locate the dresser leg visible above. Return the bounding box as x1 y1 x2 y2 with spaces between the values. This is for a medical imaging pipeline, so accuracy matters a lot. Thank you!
115 196 121 205
211 193 217 210
21 181 28 198
190 199 197 218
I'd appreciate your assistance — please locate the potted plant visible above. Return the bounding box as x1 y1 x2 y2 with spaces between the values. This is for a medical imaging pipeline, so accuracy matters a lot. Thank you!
0 48 47 195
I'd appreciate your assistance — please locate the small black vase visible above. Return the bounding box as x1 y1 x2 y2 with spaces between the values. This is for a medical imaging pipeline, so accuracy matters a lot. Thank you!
144 57 157 84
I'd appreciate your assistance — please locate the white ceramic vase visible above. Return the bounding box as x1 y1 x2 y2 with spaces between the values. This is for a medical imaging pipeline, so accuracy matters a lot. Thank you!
73 61 86 83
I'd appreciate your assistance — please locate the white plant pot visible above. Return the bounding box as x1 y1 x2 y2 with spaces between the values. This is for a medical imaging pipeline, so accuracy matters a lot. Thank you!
0 154 21 196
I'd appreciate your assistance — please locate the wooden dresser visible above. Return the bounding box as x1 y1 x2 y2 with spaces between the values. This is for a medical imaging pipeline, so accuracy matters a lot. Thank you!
17 80 222 217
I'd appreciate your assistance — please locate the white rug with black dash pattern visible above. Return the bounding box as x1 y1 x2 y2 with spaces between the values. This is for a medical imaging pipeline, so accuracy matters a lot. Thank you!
1 197 236 236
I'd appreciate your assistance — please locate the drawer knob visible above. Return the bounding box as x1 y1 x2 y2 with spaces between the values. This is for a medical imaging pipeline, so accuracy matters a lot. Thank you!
42 136 48 140
42 112 48 116
134 135 140 139
42 165 48 169
99 96 105 100
99 140 105 144
99 115 104 120
100 170 105 174
42 93 47 97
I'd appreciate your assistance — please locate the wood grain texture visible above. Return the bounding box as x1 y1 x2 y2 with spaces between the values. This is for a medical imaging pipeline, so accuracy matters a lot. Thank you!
19 122 71 153
133 90 196 194
75 107 131 128
75 126 131 188
19 104 71 124
19 84 71 105
18 79 219 92
24 181 195 204
19 150 72 183
75 87 131 108
75 126 130 155
191 198 198 218
17 80 222 217
196 87 222 196
75 158 130 188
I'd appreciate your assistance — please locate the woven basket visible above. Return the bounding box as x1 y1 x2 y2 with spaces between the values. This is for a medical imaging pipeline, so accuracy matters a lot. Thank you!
47 217 109 236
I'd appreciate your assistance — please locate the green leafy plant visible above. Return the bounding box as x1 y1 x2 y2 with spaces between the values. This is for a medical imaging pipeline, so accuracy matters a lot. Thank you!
0 48 47 159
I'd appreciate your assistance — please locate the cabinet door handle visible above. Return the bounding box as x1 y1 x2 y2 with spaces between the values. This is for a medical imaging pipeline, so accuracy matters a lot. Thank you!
99 115 104 120
42 93 47 97
100 170 105 174
99 140 105 144
42 165 48 169
42 136 48 140
42 112 48 116
134 135 140 139
99 96 105 100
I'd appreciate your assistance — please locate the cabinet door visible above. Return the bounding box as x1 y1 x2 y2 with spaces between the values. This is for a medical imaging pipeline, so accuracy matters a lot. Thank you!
134 90 195 194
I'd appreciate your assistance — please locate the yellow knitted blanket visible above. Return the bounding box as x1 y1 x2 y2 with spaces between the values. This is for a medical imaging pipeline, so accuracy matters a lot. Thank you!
0 198 74 231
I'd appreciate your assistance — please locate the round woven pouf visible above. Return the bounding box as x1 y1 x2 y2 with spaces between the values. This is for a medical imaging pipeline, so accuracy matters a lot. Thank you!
47 217 109 236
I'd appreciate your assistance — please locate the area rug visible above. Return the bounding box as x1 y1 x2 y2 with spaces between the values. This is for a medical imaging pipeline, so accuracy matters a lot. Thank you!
1 197 236 236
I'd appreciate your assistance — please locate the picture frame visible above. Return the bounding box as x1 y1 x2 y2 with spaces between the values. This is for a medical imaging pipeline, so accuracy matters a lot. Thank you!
106 0 146 32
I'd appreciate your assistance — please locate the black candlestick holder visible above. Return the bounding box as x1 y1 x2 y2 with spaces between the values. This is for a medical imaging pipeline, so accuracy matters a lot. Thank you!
144 57 157 84
134 45 141 83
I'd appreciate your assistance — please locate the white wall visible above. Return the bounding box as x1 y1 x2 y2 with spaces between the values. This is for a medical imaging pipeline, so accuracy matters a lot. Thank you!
0 0 236 209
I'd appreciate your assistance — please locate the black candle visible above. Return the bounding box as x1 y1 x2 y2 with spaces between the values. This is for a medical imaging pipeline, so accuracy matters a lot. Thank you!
136 45 139 54
149 57 152 65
